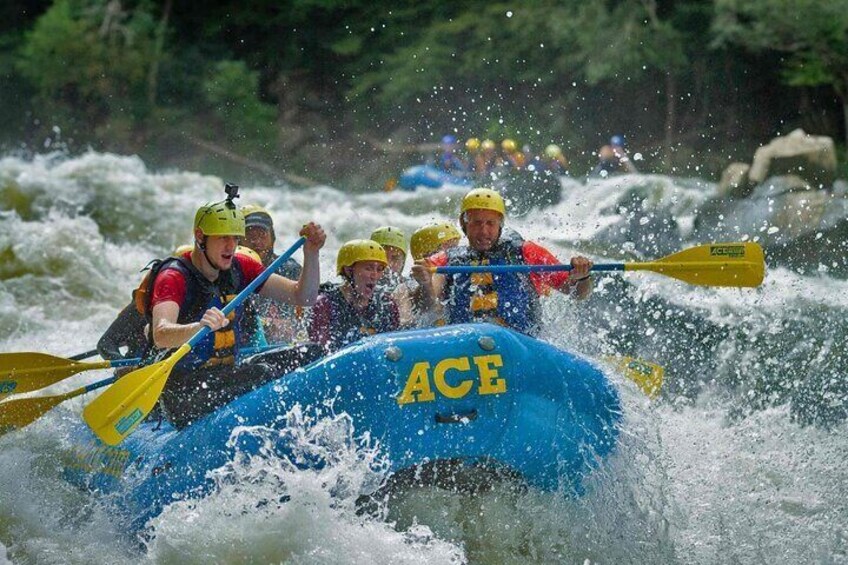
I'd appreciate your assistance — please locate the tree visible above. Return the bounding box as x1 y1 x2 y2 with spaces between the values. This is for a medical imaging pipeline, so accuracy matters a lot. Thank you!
713 0 848 150
16 0 158 141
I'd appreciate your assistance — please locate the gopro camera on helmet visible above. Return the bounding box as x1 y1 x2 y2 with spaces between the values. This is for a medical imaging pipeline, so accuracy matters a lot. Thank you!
224 183 240 206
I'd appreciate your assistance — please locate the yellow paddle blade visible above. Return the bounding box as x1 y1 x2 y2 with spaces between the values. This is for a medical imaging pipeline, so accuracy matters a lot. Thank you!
83 344 189 446
605 356 665 399
0 389 84 435
0 353 111 397
626 242 765 287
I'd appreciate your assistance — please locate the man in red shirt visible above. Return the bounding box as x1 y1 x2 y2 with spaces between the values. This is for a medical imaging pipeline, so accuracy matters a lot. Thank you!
147 197 325 428
411 188 593 334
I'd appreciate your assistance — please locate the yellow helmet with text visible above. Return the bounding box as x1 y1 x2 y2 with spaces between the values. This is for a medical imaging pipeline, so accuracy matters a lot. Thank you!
410 222 462 260
370 226 407 254
193 201 245 237
460 188 506 217
336 239 388 275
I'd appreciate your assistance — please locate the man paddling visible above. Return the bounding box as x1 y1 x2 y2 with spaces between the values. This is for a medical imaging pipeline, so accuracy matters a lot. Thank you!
147 191 325 428
411 188 593 335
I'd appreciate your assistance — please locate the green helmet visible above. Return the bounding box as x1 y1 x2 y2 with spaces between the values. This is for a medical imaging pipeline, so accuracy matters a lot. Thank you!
194 201 245 237
370 226 407 254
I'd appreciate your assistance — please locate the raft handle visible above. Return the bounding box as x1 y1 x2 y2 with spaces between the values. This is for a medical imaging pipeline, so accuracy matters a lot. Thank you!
435 409 478 424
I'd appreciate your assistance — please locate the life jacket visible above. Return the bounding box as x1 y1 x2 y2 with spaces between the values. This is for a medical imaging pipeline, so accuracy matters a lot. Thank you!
138 254 247 371
442 236 541 334
320 283 398 351
439 152 465 174
246 255 305 344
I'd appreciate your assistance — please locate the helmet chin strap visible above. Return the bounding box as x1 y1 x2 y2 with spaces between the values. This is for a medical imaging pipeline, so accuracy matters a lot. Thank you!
197 235 223 273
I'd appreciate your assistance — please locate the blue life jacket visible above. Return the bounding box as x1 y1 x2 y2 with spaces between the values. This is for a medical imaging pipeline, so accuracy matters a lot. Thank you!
443 237 541 334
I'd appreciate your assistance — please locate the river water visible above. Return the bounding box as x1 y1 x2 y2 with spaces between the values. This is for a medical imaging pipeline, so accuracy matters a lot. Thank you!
0 151 845 564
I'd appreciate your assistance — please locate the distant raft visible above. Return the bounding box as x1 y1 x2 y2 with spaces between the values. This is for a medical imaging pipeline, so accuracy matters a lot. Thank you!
398 164 474 190
62 323 622 532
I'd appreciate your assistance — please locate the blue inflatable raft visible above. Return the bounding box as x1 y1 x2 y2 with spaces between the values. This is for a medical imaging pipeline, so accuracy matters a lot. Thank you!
63 323 621 531
398 164 474 190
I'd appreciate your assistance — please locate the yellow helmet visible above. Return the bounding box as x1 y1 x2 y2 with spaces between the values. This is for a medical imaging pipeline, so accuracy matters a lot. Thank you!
465 138 481 153
172 244 193 257
336 239 388 275
194 201 245 237
241 204 274 231
481 139 496 151
501 138 518 153
545 144 562 159
370 226 407 254
460 188 506 217
236 245 262 263
410 222 462 260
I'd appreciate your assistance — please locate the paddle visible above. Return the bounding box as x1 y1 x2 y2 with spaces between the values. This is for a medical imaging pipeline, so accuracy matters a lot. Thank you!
0 354 139 399
0 375 119 435
69 350 99 361
432 242 765 288
607 356 665 399
83 237 307 446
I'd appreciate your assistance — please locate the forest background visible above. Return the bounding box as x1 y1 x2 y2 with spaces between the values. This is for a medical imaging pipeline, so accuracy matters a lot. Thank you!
1 0 846 190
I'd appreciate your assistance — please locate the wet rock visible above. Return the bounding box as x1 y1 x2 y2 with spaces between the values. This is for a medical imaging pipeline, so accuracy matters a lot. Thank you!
717 162 751 198
592 185 685 258
748 128 837 188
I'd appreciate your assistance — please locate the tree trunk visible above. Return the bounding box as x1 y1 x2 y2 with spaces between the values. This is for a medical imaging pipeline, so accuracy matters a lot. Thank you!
664 72 677 166
843 98 848 159
147 0 173 107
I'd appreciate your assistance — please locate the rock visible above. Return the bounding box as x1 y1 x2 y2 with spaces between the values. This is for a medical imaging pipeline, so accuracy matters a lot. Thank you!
749 175 811 199
717 162 752 198
748 129 837 188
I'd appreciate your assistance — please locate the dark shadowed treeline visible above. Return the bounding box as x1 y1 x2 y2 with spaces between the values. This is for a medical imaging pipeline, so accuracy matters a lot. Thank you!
0 0 845 186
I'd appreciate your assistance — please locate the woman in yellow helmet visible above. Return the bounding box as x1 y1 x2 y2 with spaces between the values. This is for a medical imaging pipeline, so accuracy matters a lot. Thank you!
308 239 401 352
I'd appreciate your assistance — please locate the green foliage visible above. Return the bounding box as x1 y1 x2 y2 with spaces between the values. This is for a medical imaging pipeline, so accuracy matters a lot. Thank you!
572 1 687 84
202 59 276 148
17 0 158 136
713 0 848 95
